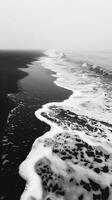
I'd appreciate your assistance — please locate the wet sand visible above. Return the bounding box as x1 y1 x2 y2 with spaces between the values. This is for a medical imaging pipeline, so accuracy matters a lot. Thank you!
0 50 44 133
0 50 44 200
0 51 71 200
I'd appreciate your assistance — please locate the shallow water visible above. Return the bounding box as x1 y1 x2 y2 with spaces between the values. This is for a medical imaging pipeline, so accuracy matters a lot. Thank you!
1 52 71 200
20 61 72 101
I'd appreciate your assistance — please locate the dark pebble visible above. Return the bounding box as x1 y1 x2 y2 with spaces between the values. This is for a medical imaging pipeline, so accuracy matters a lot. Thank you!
101 187 109 200
89 179 100 191
80 180 91 192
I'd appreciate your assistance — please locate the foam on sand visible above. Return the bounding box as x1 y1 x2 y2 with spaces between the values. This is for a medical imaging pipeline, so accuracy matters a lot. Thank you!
19 50 112 200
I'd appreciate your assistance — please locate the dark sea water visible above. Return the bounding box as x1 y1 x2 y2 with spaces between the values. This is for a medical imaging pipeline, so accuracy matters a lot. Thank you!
0 51 71 200
1 50 112 200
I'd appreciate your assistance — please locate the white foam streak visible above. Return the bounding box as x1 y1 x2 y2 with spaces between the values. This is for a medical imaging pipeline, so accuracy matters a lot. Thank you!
39 51 112 124
19 50 112 200
20 142 52 200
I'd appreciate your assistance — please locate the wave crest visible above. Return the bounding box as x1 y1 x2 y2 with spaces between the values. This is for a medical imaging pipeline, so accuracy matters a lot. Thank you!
44 49 66 59
82 62 112 78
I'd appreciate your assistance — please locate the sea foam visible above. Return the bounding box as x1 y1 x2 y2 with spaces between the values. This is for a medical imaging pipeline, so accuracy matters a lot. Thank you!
19 50 112 200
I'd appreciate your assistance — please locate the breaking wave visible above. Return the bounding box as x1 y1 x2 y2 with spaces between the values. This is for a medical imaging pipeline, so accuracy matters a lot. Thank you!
19 50 112 200
82 62 112 78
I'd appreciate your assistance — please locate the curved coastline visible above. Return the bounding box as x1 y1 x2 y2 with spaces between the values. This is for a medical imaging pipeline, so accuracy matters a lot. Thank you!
1 51 72 200
19 50 112 200
19 52 74 200
1 51 47 200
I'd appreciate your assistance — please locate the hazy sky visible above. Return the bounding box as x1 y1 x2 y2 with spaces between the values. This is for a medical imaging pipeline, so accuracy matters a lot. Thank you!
0 0 112 51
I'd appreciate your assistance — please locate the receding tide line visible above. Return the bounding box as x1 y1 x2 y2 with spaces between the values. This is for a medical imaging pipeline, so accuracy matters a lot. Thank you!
19 50 112 200
19 50 73 200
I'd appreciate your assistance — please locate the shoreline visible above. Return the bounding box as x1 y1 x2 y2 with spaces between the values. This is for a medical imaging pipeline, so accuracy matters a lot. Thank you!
19 52 112 200
0 51 47 200
1 51 72 200
19 55 74 200
19 54 79 200
39 55 112 124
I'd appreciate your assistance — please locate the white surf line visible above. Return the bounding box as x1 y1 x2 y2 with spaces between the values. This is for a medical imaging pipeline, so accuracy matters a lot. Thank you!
19 51 112 200
38 53 112 124
19 52 70 200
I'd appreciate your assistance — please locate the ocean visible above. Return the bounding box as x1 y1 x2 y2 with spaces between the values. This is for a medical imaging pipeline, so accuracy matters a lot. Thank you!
1 50 112 200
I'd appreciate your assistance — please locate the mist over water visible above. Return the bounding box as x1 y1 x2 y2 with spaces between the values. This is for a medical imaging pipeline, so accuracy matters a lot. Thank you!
66 51 112 70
